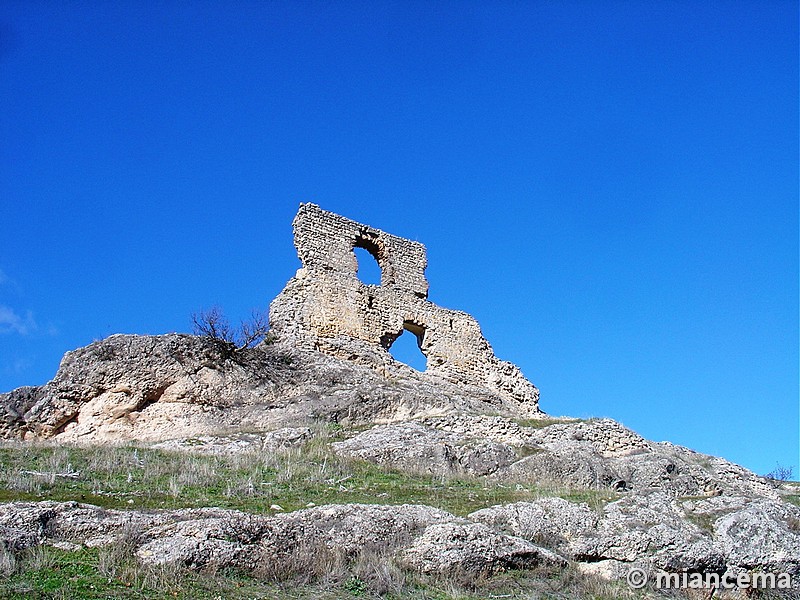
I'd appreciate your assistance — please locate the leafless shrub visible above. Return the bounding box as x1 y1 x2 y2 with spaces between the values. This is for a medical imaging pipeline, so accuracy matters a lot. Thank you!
92 342 118 361
191 306 269 359
239 310 271 349
764 463 794 482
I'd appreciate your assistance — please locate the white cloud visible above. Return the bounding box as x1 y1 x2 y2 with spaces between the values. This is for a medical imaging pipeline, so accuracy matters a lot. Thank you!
11 358 31 374
0 305 36 335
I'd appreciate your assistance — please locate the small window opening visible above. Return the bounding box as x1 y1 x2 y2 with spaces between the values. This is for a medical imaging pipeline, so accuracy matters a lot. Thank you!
386 322 427 371
354 246 382 285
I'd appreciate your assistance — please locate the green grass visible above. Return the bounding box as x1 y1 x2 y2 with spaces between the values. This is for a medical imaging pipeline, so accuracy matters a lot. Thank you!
0 544 385 599
512 417 585 429
0 426 611 517
786 494 800 508
684 511 717 532
0 427 674 600
0 543 662 600
559 488 618 508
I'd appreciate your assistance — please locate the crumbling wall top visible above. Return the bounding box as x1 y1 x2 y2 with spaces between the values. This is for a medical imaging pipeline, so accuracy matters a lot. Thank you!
292 203 429 298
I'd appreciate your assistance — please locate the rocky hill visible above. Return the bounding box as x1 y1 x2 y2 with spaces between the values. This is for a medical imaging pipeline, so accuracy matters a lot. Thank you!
1 205 797 599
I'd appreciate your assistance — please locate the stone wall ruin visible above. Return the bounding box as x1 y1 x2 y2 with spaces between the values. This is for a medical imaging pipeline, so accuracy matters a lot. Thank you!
269 203 541 412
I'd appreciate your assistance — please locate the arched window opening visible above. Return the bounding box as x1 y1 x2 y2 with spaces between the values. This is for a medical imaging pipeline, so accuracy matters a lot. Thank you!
386 322 427 371
354 246 382 285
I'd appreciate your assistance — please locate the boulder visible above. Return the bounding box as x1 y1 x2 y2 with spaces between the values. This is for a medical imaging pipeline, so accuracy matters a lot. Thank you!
401 522 566 576
469 498 598 553
331 422 517 476
713 499 800 575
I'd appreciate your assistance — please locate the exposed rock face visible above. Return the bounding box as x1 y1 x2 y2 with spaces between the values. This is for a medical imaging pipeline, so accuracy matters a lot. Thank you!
470 493 800 584
0 333 539 442
329 416 800 583
270 203 540 412
568 492 726 571
713 500 800 574
401 522 566 575
0 333 301 441
0 501 558 578
527 418 650 456
331 421 519 477
150 427 313 455
470 497 599 554
331 417 783 500
3 491 798 588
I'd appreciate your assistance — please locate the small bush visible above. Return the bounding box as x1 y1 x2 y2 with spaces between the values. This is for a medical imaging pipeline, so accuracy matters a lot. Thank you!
764 463 794 482
191 306 269 359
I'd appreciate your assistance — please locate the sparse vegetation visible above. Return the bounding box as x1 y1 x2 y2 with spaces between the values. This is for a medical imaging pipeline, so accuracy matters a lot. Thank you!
0 426 772 600
513 417 585 429
0 425 611 516
764 463 794 482
191 305 270 358
787 516 800 533
684 511 719 533
0 424 656 599
0 540 672 600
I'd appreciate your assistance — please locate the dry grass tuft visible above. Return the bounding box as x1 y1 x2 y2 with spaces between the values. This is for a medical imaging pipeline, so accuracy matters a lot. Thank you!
0 545 16 577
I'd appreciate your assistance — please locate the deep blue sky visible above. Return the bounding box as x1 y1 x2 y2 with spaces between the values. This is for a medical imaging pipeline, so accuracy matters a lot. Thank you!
1 1 797 476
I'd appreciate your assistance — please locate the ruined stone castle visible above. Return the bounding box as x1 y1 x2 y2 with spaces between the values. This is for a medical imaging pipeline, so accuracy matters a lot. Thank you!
270 204 541 412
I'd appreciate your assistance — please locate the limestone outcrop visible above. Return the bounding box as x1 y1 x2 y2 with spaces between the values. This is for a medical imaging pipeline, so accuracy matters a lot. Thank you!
0 332 539 442
333 417 783 499
0 501 561 578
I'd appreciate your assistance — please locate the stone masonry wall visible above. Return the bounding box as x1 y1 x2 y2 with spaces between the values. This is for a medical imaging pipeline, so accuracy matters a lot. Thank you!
269 203 541 412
